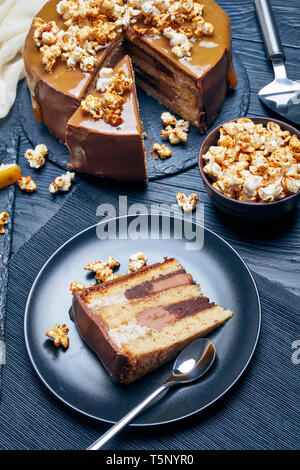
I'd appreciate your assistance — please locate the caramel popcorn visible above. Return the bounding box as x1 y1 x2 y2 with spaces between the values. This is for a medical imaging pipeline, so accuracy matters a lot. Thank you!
176 192 198 212
46 323 69 349
161 112 177 126
24 144 48 169
160 113 189 144
152 143 172 159
203 118 300 202
85 256 120 283
70 281 86 293
34 1 215 72
0 211 8 235
82 68 133 125
128 252 148 273
18 176 37 193
49 171 75 193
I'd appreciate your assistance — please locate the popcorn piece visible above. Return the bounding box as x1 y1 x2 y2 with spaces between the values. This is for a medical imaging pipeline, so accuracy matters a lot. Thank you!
18 176 37 193
203 160 222 180
24 144 48 169
161 112 177 126
0 211 8 235
258 179 285 202
81 94 104 119
152 143 172 159
46 323 69 349
96 67 114 91
40 44 62 72
176 192 198 212
49 171 75 193
0 163 22 189
85 256 120 283
128 252 148 273
70 281 86 293
243 175 263 198
283 177 300 194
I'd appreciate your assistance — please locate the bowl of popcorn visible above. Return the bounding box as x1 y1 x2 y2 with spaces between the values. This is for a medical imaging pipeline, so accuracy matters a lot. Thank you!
198 117 300 219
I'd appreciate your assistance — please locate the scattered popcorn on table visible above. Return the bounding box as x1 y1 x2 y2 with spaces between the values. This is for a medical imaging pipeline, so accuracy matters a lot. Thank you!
176 193 198 212
0 164 22 189
46 323 69 349
0 211 8 235
24 144 48 169
49 171 75 193
128 252 148 273
152 143 172 160
18 176 37 193
202 118 300 202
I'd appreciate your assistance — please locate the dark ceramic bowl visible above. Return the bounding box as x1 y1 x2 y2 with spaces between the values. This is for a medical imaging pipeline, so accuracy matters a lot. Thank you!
198 117 300 220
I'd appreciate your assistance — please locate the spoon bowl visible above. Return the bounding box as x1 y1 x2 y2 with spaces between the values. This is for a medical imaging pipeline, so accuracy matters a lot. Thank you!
169 338 216 384
87 338 216 450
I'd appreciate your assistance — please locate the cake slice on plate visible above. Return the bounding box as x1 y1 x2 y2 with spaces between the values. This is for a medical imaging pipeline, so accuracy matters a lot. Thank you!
72 257 233 384
66 54 147 182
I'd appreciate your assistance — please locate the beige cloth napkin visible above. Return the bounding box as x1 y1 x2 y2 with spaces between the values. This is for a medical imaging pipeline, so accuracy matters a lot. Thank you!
0 0 48 118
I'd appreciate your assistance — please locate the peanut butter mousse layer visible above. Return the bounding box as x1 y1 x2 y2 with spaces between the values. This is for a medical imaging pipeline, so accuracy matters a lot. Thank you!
72 257 233 384
66 54 147 181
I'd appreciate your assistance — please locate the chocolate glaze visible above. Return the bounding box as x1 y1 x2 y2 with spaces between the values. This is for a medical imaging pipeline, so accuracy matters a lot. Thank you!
23 0 237 176
136 296 215 329
22 0 124 142
66 55 147 182
125 269 193 299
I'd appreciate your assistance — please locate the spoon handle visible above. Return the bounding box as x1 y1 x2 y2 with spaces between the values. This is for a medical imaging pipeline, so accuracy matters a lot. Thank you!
87 383 170 450
255 0 285 62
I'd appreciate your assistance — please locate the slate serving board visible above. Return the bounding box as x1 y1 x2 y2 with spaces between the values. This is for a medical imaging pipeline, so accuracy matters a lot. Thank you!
0 131 19 390
20 53 249 180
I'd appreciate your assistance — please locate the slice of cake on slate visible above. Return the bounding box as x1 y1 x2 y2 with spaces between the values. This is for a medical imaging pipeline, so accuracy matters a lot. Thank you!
66 54 147 181
72 257 233 384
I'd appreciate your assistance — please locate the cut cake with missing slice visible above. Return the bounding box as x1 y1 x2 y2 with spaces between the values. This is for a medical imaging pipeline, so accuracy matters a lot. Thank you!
72 257 233 384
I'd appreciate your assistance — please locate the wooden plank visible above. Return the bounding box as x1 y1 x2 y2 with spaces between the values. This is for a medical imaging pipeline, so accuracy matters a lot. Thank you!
221 0 300 49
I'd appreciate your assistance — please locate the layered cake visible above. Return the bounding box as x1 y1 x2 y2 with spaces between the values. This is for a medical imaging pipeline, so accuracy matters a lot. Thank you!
66 55 147 181
72 257 233 383
23 0 237 180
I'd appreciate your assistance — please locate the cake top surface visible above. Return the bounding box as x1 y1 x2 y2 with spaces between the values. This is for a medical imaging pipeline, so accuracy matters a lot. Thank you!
23 0 116 100
25 0 234 83
68 54 142 133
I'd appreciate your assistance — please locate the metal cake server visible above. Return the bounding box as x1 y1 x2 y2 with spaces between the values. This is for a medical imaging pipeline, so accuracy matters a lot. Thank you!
255 0 300 125
87 338 216 450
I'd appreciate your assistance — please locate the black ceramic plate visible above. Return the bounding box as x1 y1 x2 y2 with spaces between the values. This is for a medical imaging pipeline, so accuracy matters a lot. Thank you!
24 214 260 426
20 53 249 180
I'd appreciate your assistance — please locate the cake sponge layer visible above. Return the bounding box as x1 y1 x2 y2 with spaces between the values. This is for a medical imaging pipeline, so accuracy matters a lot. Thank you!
73 258 233 383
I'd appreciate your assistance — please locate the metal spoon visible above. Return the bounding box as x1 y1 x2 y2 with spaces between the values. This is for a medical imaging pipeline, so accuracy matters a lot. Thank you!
255 0 300 125
87 338 216 450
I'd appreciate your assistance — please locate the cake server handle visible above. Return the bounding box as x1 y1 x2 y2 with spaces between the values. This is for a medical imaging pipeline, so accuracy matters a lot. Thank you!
255 0 285 61
87 382 172 450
